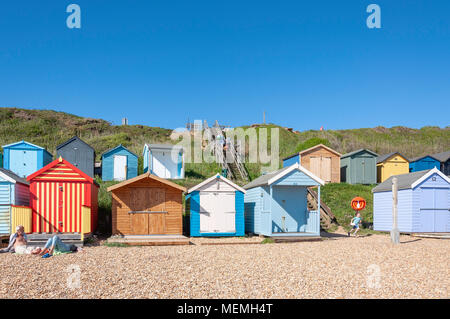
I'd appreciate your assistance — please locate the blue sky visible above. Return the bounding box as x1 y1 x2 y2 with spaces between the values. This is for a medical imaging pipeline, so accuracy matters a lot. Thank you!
0 1 449 130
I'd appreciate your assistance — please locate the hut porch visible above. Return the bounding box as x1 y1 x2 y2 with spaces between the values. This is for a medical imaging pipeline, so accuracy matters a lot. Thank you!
106 234 190 246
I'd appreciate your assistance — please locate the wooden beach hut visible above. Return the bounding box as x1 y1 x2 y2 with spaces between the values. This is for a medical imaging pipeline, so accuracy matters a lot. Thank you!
2 141 53 178
376 152 409 183
431 151 450 176
143 144 184 179
56 136 95 178
340 149 378 184
282 144 341 183
0 168 30 235
409 155 440 173
108 173 186 237
27 157 99 234
186 174 246 237
373 168 450 233
244 163 324 238
101 145 138 181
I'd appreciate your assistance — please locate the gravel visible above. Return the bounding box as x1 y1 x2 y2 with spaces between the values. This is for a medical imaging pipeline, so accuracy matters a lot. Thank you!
0 234 448 299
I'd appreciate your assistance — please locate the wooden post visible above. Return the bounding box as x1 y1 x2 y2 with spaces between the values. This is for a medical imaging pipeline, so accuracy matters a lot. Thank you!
391 177 400 244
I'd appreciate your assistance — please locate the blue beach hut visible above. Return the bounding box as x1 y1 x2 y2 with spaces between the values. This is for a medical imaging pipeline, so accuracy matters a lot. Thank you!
2 141 52 178
0 168 30 235
101 145 138 181
409 155 440 173
373 168 450 233
186 174 246 237
244 163 324 237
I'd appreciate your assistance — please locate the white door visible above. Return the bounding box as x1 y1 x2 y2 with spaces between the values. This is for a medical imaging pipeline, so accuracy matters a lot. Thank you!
199 192 236 233
113 155 127 181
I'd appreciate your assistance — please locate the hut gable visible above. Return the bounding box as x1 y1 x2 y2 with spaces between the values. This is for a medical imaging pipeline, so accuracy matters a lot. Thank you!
27 157 94 183
108 173 185 235
409 155 441 173
56 136 95 178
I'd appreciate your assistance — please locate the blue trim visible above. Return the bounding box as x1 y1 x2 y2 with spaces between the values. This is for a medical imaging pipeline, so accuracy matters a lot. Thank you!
189 191 201 236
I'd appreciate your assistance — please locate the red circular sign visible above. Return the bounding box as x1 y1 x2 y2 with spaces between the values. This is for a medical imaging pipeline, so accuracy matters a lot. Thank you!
351 197 366 211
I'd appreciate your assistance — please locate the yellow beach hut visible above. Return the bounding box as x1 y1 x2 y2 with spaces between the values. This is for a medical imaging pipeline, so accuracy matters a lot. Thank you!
376 152 410 183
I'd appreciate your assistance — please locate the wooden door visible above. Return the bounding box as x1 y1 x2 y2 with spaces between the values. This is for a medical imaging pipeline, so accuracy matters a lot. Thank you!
129 187 166 235
149 213 166 234
310 157 321 179
321 157 332 182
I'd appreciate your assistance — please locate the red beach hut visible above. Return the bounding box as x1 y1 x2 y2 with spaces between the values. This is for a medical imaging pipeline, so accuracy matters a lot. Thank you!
27 157 99 234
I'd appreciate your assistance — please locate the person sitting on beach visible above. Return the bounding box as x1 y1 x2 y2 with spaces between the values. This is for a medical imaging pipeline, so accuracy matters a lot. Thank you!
0 225 29 253
13 232 42 255
38 235 79 258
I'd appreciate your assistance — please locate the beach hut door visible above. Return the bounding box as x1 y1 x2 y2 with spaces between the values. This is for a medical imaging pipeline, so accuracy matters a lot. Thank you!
113 155 127 181
200 192 235 233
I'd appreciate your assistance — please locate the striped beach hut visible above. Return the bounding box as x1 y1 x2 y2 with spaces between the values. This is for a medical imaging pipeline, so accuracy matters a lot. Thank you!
27 157 99 234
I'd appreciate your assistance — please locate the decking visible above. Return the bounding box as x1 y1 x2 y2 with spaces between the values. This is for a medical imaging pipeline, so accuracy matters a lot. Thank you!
26 233 90 247
270 232 322 243
106 235 190 246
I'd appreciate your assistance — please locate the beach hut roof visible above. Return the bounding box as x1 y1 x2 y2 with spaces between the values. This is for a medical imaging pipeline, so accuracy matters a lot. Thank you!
431 150 450 163
187 174 246 194
56 136 94 151
372 168 450 193
0 168 29 185
341 148 378 159
376 152 409 164
107 172 186 192
244 163 324 190
101 144 138 158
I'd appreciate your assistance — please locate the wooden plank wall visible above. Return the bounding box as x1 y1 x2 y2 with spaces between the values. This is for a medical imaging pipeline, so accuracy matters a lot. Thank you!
111 178 183 235
300 147 340 183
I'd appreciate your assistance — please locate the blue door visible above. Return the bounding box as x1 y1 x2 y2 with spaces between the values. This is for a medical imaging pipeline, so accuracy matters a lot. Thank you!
419 188 450 232
272 187 307 233
10 149 37 178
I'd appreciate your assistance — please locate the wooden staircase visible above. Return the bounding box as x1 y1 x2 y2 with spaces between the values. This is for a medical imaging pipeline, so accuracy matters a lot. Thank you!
208 121 249 182
307 188 338 230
